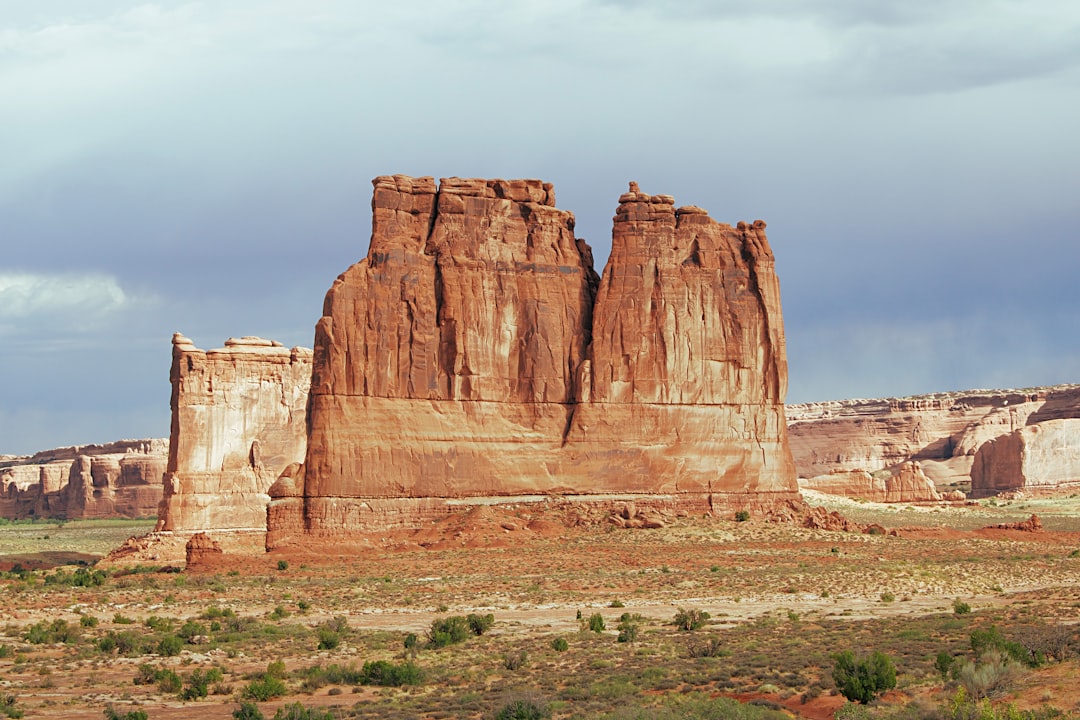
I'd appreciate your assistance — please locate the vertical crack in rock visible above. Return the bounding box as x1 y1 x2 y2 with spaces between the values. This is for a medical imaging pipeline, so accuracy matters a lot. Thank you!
265 176 799 541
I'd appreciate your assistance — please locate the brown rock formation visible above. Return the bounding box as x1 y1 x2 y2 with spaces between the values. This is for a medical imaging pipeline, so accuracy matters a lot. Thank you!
985 514 1043 532
0 440 166 520
270 176 798 545
184 532 224 570
155 333 311 549
787 385 1080 495
799 461 942 503
970 419 1080 497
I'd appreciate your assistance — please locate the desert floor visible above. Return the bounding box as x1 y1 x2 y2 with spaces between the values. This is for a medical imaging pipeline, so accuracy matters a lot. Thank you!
1 496 1079 719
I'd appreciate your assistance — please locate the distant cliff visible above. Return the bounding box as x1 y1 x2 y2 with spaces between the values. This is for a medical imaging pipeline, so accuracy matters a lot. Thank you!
788 384 1080 499
1 439 166 519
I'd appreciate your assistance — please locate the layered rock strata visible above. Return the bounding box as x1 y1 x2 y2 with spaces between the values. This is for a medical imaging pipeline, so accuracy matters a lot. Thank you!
970 419 1080 497
787 385 1080 499
0 440 166 520
799 462 942 503
269 176 798 545
155 334 311 549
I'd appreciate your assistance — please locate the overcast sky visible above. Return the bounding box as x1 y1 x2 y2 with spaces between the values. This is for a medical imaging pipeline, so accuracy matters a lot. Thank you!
2 1 1078 454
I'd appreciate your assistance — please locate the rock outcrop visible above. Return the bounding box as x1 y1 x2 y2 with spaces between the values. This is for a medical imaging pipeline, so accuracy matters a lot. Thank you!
787 385 1080 498
269 176 798 545
970 419 1080 497
0 440 166 519
799 461 942 503
155 334 311 549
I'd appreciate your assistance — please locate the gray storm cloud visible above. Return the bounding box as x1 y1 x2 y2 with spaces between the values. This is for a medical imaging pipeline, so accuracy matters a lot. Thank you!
1 0 1078 454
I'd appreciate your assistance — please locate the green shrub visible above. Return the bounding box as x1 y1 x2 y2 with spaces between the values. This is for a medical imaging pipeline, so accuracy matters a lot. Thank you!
831 650 897 704
145 615 173 632
403 632 419 650
935 650 955 679
276 560 289 571
503 650 528 670
24 618 79 645
551 637 569 652
81 615 100 628
177 620 204 641
113 613 136 624
157 635 183 657
834 703 872 720
243 675 287 701
617 612 643 643
0 694 23 719
879 592 895 603
953 599 972 615
233 702 265 720
180 668 222 700
316 627 339 651
587 613 606 633
157 669 183 694
734 510 751 522
467 613 495 635
494 696 549 720
102 706 147 720
609 600 625 608
98 630 147 656
200 606 236 620
970 626 1032 666
428 615 472 647
272 703 334 720
359 660 422 686
687 636 727 658
672 608 710 631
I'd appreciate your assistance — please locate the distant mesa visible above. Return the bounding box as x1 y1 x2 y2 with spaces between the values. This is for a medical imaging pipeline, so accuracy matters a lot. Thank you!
788 385 1080 502
1 439 166 521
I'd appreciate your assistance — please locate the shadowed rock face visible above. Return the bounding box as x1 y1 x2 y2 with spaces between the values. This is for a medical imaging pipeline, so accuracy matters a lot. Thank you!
269 176 798 545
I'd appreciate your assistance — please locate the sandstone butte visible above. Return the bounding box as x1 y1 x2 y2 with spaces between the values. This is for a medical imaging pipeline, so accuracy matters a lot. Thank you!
787 385 1080 500
261 176 799 547
152 334 311 554
0 439 166 520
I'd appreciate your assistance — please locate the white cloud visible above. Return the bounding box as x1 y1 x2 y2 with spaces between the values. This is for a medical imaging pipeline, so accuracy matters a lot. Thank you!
0 271 134 324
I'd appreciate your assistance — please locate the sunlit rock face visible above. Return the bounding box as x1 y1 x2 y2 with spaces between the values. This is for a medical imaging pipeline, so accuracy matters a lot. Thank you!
269 176 798 546
156 334 311 540
0 440 166 520
799 462 942 503
787 385 1080 499
971 418 1080 497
